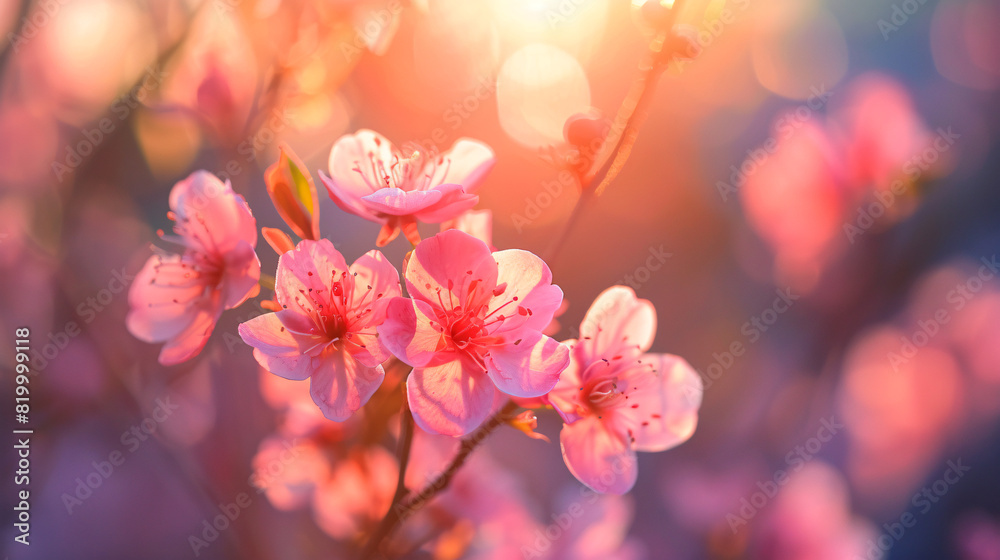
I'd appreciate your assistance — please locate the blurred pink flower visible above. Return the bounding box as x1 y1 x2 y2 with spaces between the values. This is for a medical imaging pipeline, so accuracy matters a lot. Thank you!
441 208 494 250
312 446 398 539
127 171 260 365
751 462 877 560
239 239 401 421
547 286 702 494
379 230 568 436
321 130 495 246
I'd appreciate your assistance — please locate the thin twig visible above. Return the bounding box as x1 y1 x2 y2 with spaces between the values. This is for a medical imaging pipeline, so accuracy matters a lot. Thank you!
360 400 520 559
543 1 687 262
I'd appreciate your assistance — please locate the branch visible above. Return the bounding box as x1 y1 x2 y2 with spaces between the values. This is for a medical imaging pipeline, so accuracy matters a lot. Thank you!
360 400 520 559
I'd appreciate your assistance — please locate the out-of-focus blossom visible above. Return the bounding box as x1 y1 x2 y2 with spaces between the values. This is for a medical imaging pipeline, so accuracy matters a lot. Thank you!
740 73 939 289
312 446 398 539
837 325 963 510
547 286 702 494
251 435 331 511
239 239 401 421
380 230 568 436
321 129 495 246
750 462 877 560
127 171 260 365
441 208 494 250
956 512 1000 560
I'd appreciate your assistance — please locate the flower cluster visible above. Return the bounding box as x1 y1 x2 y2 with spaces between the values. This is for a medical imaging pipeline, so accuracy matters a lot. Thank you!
126 126 703 549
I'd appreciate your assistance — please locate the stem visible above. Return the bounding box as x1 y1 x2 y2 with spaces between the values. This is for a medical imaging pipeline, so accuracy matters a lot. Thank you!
543 2 686 262
360 400 520 559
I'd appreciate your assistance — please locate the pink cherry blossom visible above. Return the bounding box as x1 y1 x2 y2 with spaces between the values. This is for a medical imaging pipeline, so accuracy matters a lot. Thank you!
321 129 495 246
127 171 260 365
547 286 702 494
238 239 401 421
379 230 569 436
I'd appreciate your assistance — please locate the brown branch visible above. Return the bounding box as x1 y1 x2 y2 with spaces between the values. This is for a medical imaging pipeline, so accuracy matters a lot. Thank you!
360 400 520 559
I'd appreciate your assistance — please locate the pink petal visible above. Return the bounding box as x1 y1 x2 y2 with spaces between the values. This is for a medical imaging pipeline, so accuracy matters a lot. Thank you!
239 313 314 380
545 340 586 423
360 187 443 216
407 359 497 436
487 249 563 334
220 239 262 309
578 286 657 369
325 129 397 221
404 230 498 311
613 354 703 452
560 416 638 495
275 239 349 324
127 254 211 342
320 171 382 222
157 304 222 366
411 183 479 224
346 250 402 365
169 171 257 255
485 330 568 398
440 209 493 249
309 351 385 421
379 297 451 367
424 138 495 194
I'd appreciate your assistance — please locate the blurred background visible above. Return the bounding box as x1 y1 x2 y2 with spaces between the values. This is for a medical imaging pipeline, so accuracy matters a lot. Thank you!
2 0 1000 558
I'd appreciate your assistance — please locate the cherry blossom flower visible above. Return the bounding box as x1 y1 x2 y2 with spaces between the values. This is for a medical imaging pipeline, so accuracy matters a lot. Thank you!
379 230 569 436
238 239 401 421
547 286 702 494
321 129 495 246
127 171 260 365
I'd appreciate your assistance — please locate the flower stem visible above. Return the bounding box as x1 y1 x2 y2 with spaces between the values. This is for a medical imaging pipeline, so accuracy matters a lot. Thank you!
543 3 686 262
360 400 520 559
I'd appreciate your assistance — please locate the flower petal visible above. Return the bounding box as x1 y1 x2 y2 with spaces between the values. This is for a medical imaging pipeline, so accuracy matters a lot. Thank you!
411 184 479 224
127 254 210 342
487 249 563 334
560 416 638 495
425 138 495 194
615 354 703 452
404 230 498 311
324 129 397 221
577 286 656 370
485 330 568 398
407 360 497 436
309 351 385 421
379 297 451 367
169 171 257 255
360 187 444 216
157 303 222 366
346 250 402 365
239 313 314 380
275 239 350 325
220 239 262 309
